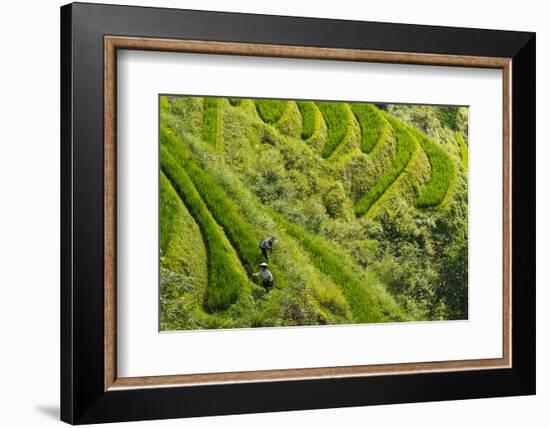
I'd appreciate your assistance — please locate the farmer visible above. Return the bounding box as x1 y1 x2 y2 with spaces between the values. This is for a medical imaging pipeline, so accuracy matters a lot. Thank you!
258 236 277 260
252 262 274 293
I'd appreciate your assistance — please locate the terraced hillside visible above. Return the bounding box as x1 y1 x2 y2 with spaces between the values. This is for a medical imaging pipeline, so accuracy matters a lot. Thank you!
159 95 469 331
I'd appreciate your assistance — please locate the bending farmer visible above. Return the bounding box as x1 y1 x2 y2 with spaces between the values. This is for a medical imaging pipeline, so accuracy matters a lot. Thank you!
253 262 274 293
258 236 277 260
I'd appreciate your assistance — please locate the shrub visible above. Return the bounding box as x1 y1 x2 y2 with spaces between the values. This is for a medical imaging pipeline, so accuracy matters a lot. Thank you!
322 182 349 218
408 127 455 208
228 98 242 106
437 235 468 319
255 99 288 124
355 115 416 216
160 266 200 330
160 130 249 312
437 106 460 131
351 103 385 154
316 101 349 158
296 101 317 139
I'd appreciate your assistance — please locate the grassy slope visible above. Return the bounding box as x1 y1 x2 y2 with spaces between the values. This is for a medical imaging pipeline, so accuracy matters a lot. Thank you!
161 129 251 312
160 172 207 285
408 126 455 208
316 102 350 158
176 129 403 324
182 104 405 323
275 101 302 138
355 115 417 216
165 128 358 323
162 136 266 279
270 210 406 322
255 99 288 124
297 101 317 139
351 103 386 154
366 135 430 219
160 95 466 329
302 103 327 153
160 173 208 329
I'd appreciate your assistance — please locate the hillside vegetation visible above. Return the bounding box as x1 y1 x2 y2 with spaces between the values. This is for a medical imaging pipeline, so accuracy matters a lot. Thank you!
160 96 469 330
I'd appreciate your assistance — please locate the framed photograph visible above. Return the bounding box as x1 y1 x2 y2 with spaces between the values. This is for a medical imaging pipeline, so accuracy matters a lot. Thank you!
60 2 535 424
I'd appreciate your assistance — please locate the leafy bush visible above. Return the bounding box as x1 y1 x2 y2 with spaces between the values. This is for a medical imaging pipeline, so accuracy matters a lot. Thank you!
296 101 317 139
437 234 468 319
437 106 461 131
228 98 242 106
355 115 416 216
255 99 288 124
316 102 349 158
160 267 200 330
408 127 455 208
351 103 385 154
160 129 249 311
322 182 349 218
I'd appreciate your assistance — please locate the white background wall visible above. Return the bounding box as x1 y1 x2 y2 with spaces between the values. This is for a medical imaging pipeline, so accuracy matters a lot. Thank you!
0 0 546 426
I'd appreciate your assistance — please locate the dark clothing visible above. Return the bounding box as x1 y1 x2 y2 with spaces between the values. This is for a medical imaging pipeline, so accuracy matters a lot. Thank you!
263 278 273 292
253 268 274 292
259 239 274 260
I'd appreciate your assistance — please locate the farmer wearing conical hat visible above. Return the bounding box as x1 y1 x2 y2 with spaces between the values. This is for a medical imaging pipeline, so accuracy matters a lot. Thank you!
252 262 274 293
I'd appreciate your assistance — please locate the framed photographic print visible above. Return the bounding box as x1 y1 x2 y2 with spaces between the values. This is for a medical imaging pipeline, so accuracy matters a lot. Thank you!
60 2 536 424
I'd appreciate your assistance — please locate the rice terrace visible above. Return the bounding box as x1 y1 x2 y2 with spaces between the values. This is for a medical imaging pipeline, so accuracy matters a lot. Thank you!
159 95 469 331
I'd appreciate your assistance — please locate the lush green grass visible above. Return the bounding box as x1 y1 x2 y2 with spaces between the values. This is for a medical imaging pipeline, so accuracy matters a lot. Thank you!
202 98 219 146
160 172 207 280
160 172 208 323
163 138 263 270
160 172 178 253
351 103 385 154
355 115 416 216
159 95 469 328
456 132 468 170
163 136 297 294
297 101 317 140
167 133 356 324
316 102 349 158
255 99 288 124
160 95 171 113
408 127 455 208
270 210 405 323
160 128 249 312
